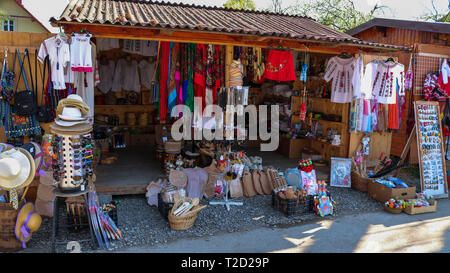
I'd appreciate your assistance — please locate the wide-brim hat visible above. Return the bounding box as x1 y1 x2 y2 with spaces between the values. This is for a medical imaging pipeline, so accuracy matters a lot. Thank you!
55 94 90 118
54 117 88 127
58 106 86 121
0 148 36 191
0 143 14 153
50 122 93 136
15 202 42 248
20 142 43 173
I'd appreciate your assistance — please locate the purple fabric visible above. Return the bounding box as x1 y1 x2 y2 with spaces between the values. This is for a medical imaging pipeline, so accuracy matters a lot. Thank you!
183 168 208 199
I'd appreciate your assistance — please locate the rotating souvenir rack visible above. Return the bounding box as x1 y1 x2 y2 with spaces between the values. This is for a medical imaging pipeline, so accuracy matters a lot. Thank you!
51 129 95 193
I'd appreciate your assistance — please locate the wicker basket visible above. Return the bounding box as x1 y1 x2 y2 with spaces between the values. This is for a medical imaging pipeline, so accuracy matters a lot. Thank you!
384 206 403 214
164 140 182 153
168 198 206 231
351 170 371 192
0 201 25 252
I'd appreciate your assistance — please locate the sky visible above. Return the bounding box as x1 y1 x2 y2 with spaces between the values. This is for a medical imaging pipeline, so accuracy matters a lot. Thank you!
21 0 450 33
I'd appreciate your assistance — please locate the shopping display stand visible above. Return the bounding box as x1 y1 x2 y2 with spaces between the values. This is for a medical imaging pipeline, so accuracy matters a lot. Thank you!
50 124 97 252
209 181 243 211
51 188 97 253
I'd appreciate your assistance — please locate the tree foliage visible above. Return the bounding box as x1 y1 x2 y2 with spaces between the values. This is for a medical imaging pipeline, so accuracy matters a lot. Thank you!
268 0 387 32
419 0 450 22
223 0 256 11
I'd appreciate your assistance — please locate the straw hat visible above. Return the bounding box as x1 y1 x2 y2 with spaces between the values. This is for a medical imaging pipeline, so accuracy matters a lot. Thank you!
50 122 93 136
55 94 90 117
0 143 13 153
15 202 42 248
0 148 36 191
55 94 89 127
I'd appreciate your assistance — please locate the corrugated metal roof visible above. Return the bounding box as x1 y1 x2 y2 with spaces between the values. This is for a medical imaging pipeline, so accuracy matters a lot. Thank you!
51 0 410 50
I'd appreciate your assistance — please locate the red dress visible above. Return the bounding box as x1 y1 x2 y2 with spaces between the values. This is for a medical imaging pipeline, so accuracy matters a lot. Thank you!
263 50 296 82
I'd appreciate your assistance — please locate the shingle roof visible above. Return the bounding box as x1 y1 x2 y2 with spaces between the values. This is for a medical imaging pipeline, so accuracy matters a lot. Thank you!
51 0 410 50
347 18 450 36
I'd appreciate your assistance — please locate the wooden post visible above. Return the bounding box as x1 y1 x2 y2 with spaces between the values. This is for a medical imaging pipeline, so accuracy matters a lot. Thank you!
225 45 233 88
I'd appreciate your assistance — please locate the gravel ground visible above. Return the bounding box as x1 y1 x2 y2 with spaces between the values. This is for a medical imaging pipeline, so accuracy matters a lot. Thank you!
19 166 422 253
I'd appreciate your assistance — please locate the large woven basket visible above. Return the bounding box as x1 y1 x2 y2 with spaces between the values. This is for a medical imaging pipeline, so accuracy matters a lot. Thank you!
168 198 206 231
0 201 25 252
350 170 371 192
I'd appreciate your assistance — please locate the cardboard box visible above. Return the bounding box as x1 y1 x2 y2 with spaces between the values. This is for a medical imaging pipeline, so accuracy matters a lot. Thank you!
368 180 416 203
404 200 437 215
277 136 310 159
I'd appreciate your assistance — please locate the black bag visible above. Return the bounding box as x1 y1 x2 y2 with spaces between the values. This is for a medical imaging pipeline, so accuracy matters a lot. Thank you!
14 49 38 116
36 55 54 122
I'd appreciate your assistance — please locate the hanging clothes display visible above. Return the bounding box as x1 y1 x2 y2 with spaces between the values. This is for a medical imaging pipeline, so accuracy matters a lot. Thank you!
263 49 296 82
139 59 155 90
437 59 450 96
70 33 93 73
97 57 115 94
324 56 356 103
194 44 207 110
370 61 405 104
73 42 98 123
96 38 120 51
229 59 243 87
168 42 178 114
159 41 171 123
38 35 71 90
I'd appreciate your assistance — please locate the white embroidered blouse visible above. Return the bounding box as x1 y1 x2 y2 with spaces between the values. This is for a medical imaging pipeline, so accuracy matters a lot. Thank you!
324 56 356 103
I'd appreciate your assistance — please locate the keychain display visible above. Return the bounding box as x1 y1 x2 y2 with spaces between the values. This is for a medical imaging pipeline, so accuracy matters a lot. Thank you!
415 102 448 197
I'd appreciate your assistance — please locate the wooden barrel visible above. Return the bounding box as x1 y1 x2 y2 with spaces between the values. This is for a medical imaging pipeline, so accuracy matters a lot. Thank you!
0 201 25 252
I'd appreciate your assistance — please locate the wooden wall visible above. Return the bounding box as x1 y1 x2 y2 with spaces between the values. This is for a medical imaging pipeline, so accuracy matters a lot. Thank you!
353 26 450 47
0 31 54 142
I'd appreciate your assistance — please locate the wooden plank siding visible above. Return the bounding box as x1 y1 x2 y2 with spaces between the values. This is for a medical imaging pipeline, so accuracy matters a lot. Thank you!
353 26 450 47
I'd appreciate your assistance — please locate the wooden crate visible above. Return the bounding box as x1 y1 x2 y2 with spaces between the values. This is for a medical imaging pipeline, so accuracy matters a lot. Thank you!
277 136 310 159
404 200 437 215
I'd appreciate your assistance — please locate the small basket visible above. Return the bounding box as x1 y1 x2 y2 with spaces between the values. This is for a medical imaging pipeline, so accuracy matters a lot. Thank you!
384 206 403 214
164 141 182 153
0 201 25 252
351 170 371 192
168 198 206 231
271 190 312 216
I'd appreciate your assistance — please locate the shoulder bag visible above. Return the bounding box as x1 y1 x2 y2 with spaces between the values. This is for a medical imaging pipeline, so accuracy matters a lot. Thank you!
36 55 54 122
14 49 38 116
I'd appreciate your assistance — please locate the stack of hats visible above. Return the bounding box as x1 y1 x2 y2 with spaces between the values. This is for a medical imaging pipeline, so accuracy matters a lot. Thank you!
51 94 91 135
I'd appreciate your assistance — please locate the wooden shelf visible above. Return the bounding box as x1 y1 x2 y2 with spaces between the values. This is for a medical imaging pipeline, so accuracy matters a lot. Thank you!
309 138 344 149
311 118 344 126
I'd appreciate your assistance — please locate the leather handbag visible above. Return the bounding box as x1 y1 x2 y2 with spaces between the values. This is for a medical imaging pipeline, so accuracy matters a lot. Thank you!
36 56 54 122
13 49 38 116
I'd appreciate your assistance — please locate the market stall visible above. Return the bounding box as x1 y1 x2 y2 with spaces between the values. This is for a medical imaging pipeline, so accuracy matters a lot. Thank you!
6 0 445 253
